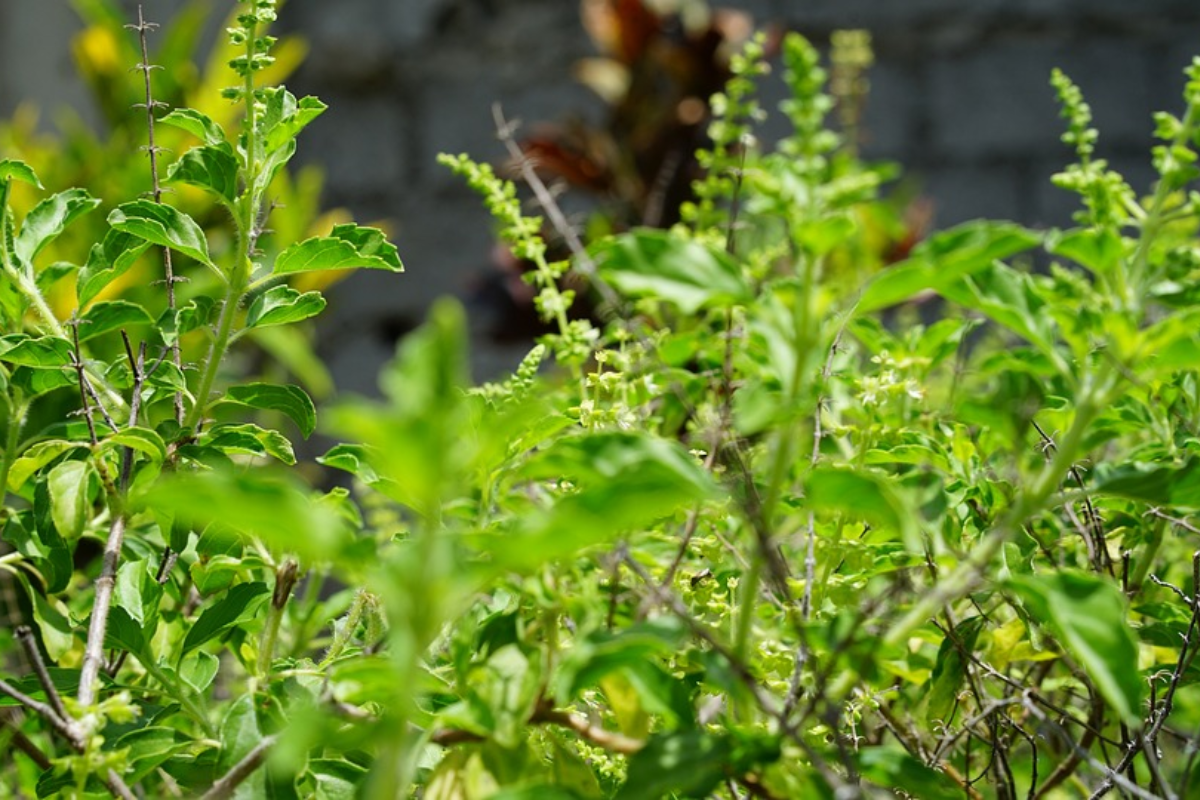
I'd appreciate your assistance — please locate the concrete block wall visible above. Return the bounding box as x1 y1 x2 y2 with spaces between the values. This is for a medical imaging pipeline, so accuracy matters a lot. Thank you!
3 1 1199 388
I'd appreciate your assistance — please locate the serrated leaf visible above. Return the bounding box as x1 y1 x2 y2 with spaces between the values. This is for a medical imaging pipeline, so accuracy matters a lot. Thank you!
261 88 328 153
0 334 74 368
224 383 316 437
166 143 240 206
274 224 403 274
8 366 76 398
78 228 151 306
593 228 751 314
0 159 43 188
77 299 154 342
181 582 270 655
246 285 326 328
108 200 215 271
1007 571 1145 726
158 108 227 146
1046 227 1126 274
47 460 91 540
203 422 296 465
857 221 1041 313
14 188 101 265
317 443 380 484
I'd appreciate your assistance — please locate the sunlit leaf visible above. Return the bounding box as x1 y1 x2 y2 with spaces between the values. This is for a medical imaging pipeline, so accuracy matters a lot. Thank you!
14 188 101 265
166 143 240 205
246 285 327 328
224 382 316 438
1007 571 1144 726
593 228 751 314
108 200 215 271
274 224 403 274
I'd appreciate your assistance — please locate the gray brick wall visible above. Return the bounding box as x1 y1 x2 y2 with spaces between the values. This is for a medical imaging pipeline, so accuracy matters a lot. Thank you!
3 1 1199 387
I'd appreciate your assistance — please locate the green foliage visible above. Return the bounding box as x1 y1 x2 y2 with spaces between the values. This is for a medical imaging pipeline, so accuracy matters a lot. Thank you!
5 3 1200 799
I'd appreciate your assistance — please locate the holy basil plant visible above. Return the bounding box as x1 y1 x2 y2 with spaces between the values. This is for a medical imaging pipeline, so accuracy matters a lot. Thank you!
3 2 1200 799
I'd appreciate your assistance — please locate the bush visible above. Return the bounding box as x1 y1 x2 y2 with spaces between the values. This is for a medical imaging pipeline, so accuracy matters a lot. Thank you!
3 2 1200 798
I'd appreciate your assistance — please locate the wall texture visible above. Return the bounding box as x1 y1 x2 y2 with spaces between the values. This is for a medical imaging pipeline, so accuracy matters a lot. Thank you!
3 1 1199 388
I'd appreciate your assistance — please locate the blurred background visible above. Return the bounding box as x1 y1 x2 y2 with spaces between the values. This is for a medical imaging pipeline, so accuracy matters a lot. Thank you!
2 0 1198 389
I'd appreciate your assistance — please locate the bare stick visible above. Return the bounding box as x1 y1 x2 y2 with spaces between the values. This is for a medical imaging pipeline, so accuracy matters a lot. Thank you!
199 734 280 800
0 678 76 744
16 625 68 722
0 714 52 770
131 4 185 425
77 515 127 708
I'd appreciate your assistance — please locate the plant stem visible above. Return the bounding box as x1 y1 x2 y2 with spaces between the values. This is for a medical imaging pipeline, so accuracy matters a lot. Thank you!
199 733 279 800
139 655 215 736
77 515 127 710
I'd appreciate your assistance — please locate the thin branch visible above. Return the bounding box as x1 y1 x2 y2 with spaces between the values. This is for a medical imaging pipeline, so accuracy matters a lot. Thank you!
0 713 52 770
16 625 68 722
199 734 280 800
0 678 77 745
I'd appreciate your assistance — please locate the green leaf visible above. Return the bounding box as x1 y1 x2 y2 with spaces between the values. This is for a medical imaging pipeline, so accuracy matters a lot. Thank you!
179 651 220 694
1007 571 1145 726
202 422 296 465
8 365 76 398
274 224 403 274
224 383 316 438
6 440 80 492
78 228 151 306
181 582 270 655
857 221 1041 313
0 334 74 368
855 746 962 799
473 433 716 572
166 143 240 205
158 108 228 146
146 469 352 564
923 617 985 724
105 606 147 655
805 466 920 550
14 188 101 265
13 571 74 660
316 443 380 484
246 285 327 328
940 262 1067 372
0 159 43 189
614 731 731 800
107 200 214 271
1046 227 1126 274
1092 460 1200 508
47 459 91 540
261 88 328 153
77 299 154 341
473 644 542 749
217 695 264 794
593 228 751 314
554 619 687 700
116 726 193 783
103 427 168 463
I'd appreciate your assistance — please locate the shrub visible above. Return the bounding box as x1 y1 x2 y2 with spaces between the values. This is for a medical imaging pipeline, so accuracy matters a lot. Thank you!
3 2 1200 798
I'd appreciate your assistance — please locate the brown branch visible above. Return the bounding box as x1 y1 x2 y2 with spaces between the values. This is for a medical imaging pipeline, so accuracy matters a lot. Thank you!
16 625 68 723
431 702 644 755
199 734 280 800
0 713 52 770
